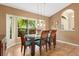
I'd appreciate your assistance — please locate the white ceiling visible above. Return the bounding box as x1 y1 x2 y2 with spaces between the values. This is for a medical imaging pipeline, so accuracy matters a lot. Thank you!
1 3 71 17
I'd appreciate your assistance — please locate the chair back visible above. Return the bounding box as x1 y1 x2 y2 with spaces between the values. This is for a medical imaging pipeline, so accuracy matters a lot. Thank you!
18 30 27 45
21 37 26 45
41 30 49 40
50 30 57 39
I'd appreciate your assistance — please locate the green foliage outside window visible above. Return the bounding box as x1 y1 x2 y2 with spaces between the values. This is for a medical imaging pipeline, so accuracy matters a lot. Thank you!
17 18 28 29
17 18 28 37
17 17 36 36
28 19 36 29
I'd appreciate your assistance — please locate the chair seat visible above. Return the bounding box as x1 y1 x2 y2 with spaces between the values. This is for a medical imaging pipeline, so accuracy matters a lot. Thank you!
25 40 32 46
34 38 40 41
35 39 46 46
35 40 40 46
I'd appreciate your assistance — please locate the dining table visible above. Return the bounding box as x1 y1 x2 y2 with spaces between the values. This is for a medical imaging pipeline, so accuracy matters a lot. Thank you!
25 33 56 56
25 34 41 56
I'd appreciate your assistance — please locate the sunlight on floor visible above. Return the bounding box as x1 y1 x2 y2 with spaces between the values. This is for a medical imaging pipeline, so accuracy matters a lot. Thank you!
5 42 79 56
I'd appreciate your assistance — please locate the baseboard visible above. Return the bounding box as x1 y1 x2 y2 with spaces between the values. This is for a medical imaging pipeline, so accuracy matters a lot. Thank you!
7 40 79 49
57 40 79 47
7 42 21 49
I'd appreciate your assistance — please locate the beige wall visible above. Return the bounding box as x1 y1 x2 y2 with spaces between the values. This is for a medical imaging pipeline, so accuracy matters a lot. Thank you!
1 4 79 44
0 13 6 35
0 5 49 35
49 3 79 44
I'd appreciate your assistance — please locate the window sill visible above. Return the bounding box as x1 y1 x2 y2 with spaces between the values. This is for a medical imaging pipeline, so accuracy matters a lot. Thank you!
60 30 75 32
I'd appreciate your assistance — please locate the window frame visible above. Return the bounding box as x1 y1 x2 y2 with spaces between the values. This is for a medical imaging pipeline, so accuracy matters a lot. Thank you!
60 9 75 31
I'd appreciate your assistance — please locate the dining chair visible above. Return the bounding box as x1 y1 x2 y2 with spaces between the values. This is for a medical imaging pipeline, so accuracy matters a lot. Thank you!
48 30 57 50
21 36 26 52
21 36 32 56
35 30 49 55
19 30 32 56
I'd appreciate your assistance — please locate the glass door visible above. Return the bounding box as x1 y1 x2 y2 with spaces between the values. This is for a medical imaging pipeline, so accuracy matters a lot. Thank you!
6 14 17 48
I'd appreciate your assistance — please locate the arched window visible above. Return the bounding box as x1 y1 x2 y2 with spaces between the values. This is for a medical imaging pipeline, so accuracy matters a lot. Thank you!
61 9 75 31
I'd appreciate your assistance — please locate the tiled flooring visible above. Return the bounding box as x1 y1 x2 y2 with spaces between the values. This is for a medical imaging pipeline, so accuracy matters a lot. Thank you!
5 42 79 56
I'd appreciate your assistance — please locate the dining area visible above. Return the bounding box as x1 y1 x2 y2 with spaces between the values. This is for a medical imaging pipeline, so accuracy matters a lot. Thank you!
20 30 57 56
1 3 79 56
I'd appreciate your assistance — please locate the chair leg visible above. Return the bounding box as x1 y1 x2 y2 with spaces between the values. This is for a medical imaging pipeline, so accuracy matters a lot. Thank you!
49 39 51 50
23 46 27 56
21 45 23 52
46 43 47 52
39 46 42 55
49 42 51 50
53 38 56 48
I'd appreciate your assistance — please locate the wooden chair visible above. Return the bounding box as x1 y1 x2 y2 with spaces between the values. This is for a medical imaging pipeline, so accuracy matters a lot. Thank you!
0 41 3 56
21 36 32 56
19 30 32 56
35 30 49 55
21 36 26 53
48 30 57 49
